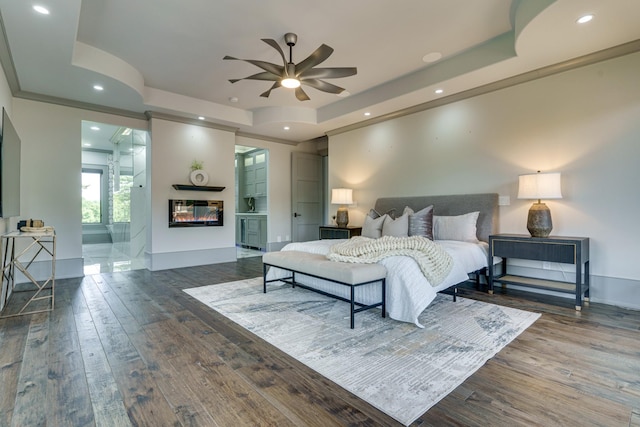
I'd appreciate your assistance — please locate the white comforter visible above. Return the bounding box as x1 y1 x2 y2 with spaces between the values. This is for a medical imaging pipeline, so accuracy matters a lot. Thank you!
265 239 489 327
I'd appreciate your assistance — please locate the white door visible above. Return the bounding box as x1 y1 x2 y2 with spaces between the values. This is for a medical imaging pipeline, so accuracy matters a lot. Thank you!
291 152 322 242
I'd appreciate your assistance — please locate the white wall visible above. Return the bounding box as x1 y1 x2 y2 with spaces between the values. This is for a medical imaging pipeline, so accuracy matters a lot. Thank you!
145 120 320 269
148 118 237 269
3 95 322 274
328 52 640 309
12 99 147 277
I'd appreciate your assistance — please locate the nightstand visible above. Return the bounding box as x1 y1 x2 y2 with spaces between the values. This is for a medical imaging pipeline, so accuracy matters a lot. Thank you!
488 234 590 310
319 225 362 240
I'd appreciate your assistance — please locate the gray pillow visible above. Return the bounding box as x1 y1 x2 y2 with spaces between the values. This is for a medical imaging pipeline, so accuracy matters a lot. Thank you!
368 208 396 219
362 214 386 238
382 214 409 237
403 205 434 240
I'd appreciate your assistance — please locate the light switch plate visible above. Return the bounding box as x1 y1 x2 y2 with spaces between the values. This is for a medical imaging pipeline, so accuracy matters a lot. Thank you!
498 196 511 206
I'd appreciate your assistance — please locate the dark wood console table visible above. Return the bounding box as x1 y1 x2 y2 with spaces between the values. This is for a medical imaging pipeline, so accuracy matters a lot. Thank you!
488 234 589 310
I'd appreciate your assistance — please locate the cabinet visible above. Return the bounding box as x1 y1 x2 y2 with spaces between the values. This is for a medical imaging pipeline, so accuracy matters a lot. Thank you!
241 150 267 197
236 214 267 250
319 225 362 239
488 234 590 310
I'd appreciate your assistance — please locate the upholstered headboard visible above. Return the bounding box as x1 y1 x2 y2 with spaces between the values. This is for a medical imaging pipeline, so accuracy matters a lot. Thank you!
373 193 499 243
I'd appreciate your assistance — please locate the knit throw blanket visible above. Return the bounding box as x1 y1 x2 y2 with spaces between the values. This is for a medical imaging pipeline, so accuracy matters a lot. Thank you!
327 235 454 287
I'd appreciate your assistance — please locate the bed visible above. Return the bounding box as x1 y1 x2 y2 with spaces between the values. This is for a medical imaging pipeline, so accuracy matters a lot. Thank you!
266 193 499 327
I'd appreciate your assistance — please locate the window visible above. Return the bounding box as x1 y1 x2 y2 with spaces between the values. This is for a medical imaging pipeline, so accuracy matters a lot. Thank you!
82 169 103 223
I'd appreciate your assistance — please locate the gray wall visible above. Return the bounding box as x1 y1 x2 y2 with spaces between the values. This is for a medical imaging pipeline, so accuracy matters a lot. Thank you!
328 51 640 310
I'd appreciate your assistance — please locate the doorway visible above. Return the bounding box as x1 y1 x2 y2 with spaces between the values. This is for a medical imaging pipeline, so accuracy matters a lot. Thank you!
81 121 148 273
235 144 268 258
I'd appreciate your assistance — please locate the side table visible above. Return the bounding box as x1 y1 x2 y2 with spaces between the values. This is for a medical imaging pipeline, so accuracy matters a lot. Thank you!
488 234 589 310
1 229 56 318
319 225 362 239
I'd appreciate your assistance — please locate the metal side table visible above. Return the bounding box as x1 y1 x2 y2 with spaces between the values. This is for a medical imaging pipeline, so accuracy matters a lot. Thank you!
1 229 56 318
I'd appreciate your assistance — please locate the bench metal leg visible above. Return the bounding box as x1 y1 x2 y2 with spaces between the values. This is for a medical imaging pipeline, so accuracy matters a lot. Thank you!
350 286 355 329
263 263 267 293
381 278 386 318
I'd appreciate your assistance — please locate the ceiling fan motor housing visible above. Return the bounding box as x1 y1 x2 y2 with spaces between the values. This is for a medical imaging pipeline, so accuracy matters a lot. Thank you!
284 32 297 47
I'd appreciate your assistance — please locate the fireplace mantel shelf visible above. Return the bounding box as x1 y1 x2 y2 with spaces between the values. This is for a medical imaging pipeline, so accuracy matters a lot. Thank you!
172 184 225 192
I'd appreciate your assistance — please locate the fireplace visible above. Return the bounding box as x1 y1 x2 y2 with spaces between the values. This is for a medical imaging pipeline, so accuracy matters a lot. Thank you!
169 199 223 227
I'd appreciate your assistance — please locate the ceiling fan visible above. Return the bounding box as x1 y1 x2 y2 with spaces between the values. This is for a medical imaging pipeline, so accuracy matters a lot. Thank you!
224 33 357 101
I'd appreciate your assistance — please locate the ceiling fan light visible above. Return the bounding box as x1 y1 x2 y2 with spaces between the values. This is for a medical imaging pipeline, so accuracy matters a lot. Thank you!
281 78 301 89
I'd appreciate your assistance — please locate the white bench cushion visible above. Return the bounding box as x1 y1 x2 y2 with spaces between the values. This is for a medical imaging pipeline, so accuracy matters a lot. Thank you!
263 251 386 285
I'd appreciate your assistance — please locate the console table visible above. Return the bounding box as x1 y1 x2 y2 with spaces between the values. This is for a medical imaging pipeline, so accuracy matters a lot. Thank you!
488 234 589 310
1 229 56 318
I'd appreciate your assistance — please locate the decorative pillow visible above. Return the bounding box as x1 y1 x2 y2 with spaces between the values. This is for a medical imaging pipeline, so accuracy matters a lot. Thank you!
362 214 387 238
382 214 409 237
368 208 396 220
403 205 434 240
433 211 480 242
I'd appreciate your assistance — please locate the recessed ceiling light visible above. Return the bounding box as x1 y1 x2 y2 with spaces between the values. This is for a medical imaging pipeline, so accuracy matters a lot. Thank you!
229 97 239 103
93 84 104 91
422 52 442 63
577 14 594 24
33 5 50 15
435 89 444 94
364 112 371 116
198 116 205 120
337 91 351 97
90 126 100 131
283 126 290 131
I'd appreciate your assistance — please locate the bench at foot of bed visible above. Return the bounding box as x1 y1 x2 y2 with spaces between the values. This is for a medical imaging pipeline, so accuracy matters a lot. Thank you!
262 251 387 329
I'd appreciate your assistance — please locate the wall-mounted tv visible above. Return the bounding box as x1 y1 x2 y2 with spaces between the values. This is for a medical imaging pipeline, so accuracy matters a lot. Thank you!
0 107 21 218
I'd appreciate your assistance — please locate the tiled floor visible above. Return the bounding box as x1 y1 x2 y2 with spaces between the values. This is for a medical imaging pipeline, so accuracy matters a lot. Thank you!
83 243 263 274
236 246 264 258
82 242 146 275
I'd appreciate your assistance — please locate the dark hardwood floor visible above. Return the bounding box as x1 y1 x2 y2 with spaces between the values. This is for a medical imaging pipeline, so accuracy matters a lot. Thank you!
1 257 639 426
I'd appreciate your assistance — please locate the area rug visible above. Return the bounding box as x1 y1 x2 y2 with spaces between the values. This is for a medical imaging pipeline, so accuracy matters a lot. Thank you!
184 278 540 426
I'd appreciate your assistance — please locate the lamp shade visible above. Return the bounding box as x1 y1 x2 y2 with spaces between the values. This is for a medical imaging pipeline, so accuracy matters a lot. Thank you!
331 188 353 205
517 172 562 200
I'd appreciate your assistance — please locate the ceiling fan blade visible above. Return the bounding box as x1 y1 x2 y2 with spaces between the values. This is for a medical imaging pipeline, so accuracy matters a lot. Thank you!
301 79 345 94
260 81 282 98
223 56 284 77
229 72 280 84
295 86 310 101
299 67 357 80
261 38 287 67
295 44 334 75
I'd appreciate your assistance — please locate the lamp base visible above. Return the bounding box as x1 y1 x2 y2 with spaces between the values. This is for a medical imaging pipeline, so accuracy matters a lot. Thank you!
527 202 553 237
336 207 349 228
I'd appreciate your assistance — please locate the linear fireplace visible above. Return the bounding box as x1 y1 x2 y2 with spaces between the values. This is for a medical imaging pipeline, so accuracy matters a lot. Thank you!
169 199 223 227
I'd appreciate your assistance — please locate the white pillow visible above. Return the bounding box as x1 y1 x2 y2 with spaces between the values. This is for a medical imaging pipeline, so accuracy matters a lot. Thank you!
362 214 386 238
382 214 409 237
433 211 480 242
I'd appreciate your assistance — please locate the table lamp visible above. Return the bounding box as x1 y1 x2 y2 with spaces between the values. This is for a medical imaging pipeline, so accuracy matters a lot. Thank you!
518 171 562 237
331 188 353 228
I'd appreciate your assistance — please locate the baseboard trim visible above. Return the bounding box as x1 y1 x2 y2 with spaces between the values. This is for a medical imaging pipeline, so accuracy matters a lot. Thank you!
147 247 236 271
